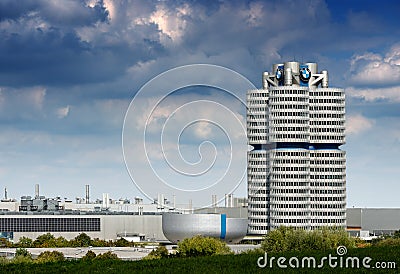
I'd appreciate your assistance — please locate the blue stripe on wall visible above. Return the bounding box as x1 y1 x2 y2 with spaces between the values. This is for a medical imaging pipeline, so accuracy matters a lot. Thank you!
220 214 226 239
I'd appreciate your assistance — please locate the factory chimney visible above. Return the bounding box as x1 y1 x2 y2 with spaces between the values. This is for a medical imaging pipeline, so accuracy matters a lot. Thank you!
35 184 39 199
212 195 217 208
85 184 90 204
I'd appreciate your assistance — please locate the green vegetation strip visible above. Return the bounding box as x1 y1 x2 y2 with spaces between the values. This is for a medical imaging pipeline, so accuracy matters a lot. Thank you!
0 245 399 274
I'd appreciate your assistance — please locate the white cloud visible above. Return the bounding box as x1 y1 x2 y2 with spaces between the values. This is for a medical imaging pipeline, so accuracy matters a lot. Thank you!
129 2 192 46
56 105 70 119
346 114 374 135
29 87 46 109
241 1 264 27
132 91 246 143
194 121 212 139
385 44 400 66
347 86 400 102
0 86 47 119
349 44 400 85
347 43 400 102
67 98 129 131
103 0 116 21
350 52 381 66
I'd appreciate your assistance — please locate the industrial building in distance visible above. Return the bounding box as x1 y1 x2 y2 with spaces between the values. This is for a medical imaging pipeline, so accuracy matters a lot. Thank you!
0 184 249 243
0 184 399 244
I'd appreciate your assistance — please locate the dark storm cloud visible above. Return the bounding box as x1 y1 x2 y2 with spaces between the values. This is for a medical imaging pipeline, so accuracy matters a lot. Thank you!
0 0 109 26
0 0 38 21
0 0 395 89
0 23 164 87
0 0 164 87
179 1 331 61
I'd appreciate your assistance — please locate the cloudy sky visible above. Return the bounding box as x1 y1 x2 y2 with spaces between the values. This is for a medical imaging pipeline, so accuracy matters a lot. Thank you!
0 0 399 207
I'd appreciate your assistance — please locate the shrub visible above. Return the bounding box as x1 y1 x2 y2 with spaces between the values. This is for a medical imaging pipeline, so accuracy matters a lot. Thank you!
82 250 97 260
36 251 65 263
177 235 232 257
33 233 56 248
94 251 119 260
91 238 108 247
54 236 70 247
17 236 33 248
261 226 292 252
240 247 264 255
15 248 32 258
144 246 169 260
73 233 92 247
373 237 400 247
0 238 12 248
114 237 130 247
0 256 9 265
261 226 355 253
10 248 33 264
12 255 33 264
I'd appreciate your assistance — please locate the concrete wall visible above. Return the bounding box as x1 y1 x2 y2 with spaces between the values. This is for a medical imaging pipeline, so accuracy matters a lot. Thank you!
347 208 400 234
100 215 166 241
0 202 19 212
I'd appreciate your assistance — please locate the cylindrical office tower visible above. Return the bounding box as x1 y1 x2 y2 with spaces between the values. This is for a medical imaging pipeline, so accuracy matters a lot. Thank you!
247 61 346 235
247 89 268 145
267 86 309 144
309 87 346 227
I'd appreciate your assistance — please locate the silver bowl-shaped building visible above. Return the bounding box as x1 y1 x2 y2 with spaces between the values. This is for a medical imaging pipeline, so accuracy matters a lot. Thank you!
162 213 248 243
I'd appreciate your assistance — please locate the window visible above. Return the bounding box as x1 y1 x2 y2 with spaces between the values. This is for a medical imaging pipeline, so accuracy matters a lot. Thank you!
0 218 101 232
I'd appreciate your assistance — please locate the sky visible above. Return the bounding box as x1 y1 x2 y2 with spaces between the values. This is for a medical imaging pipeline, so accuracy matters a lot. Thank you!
0 0 399 208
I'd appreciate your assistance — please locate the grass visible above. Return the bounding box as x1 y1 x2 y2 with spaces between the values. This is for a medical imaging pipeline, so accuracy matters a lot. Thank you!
0 245 399 273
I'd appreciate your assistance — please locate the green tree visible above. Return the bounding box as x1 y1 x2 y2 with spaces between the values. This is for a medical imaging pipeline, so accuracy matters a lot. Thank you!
91 238 108 247
12 254 33 264
13 248 33 264
33 233 56 248
15 248 31 258
82 250 97 260
374 237 400 247
0 238 12 248
114 237 130 247
36 251 65 263
94 251 119 260
55 236 69 247
261 226 355 253
73 233 92 247
177 235 232 257
261 226 292 252
144 246 169 260
17 236 33 248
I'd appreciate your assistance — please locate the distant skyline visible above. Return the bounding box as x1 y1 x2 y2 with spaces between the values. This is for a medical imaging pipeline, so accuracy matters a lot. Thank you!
0 0 399 207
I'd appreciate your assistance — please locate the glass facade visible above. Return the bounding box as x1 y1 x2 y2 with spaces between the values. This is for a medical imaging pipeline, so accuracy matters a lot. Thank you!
0 217 100 232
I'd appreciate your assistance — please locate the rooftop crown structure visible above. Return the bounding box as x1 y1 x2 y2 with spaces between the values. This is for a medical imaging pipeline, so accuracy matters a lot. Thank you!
247 61 346 234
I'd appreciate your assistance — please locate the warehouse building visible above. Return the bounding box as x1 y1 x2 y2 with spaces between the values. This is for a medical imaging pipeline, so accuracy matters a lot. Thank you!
0 212 166 243
347 208 400 236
